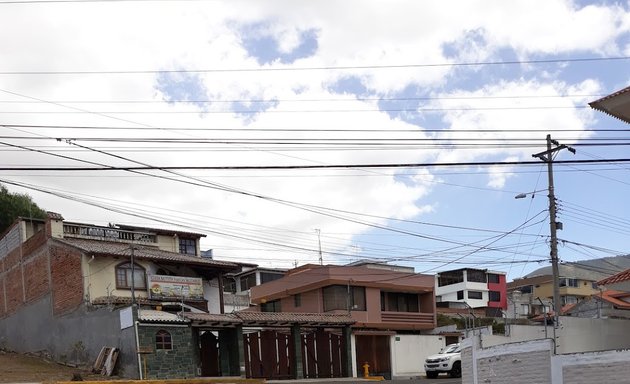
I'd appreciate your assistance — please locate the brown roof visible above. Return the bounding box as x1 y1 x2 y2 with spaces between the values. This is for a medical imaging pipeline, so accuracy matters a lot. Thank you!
251 264 433 303
185 311 354 327
589 86 630 124
597 268 630 286
55 238 238 270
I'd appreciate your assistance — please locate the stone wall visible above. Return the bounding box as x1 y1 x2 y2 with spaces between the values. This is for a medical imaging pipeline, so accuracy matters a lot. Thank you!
137 325 196 379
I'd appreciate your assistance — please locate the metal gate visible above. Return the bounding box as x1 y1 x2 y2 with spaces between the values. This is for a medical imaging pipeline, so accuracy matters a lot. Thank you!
355 334 391 378
301 329 347 378
243 329 347 379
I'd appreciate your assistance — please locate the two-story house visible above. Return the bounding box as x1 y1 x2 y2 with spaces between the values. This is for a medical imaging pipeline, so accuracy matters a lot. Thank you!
0 212 245 379
249 262 436 379
223 266 286 313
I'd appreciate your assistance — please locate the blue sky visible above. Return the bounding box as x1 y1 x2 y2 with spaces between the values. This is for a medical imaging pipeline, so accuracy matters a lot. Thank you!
1 0 630 281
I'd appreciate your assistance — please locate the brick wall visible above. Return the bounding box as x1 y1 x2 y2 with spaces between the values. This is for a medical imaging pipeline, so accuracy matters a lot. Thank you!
50 245 84 315
137 325 196 379
0 278 5 318
24 249 50 303
5 267 24 315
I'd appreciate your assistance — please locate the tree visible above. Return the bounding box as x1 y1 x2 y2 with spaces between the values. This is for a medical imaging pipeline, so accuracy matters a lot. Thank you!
0 184 47 234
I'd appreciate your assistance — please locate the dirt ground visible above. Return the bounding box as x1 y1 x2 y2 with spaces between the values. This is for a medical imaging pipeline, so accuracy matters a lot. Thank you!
0 350 118 383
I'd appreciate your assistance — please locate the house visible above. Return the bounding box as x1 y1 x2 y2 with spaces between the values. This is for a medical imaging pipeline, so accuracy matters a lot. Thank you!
564 290 630 319
505 257 630 318
0 212 357 380
223 266 286 313
249 262 437 378
589 85 630 124
434 268 507 317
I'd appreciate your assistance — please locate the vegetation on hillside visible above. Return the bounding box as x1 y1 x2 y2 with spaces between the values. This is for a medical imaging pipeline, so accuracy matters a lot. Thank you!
0 184 47 234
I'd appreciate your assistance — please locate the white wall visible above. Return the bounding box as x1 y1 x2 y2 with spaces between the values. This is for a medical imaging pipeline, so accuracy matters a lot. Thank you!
462 335 630 384
390 334 446 378
482 316 630 354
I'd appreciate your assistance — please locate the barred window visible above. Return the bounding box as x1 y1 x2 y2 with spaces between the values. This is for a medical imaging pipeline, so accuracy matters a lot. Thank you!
156 330 172 350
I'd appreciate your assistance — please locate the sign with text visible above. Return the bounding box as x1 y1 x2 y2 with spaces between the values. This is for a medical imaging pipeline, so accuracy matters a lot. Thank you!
148 275 204 300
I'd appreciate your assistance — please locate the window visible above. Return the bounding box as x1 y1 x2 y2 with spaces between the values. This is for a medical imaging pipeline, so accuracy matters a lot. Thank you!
489 291 501 302
468 290 483 300
457 290 464 300
179 238 196 255
520 304 530 315
381 292 419 312
323 285 366 312
294 294 301 308
562 296 578 305
115 262 146 289
240 273 257 291
519 285 533 294
155 330 172 350
260 272 283 284
487 274 500 284
466 270 487 283
559 278 579 288
222 277 236 293
261 300 281 312
438 270 464 287
592 282 598 289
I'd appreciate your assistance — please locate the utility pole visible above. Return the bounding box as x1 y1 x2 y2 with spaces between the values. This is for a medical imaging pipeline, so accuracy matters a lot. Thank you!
315 229 323 265
532 134 575 353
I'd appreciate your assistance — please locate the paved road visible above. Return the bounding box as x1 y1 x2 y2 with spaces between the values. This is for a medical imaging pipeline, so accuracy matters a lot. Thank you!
268 377 461 384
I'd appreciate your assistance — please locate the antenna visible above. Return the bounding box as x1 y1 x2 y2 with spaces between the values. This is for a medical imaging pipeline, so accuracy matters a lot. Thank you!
315 229 323 265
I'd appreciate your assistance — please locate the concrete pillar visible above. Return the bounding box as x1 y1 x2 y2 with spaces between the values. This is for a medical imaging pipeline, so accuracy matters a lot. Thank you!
291 324 304 379
235 325 246 377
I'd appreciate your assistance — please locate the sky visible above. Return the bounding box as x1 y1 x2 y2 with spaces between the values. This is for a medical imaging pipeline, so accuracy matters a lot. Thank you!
1 0 630 281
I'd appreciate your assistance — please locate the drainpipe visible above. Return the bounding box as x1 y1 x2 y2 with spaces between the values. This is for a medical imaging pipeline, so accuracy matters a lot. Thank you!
134 320 143 380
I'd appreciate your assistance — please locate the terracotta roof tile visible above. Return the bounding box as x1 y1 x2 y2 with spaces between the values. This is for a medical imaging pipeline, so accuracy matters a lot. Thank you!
55 238 239 269
234 311 355 325
139 309 189 323
597 268 630 286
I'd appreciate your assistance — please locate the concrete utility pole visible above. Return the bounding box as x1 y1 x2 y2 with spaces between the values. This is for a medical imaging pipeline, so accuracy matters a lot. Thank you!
532 134 575 353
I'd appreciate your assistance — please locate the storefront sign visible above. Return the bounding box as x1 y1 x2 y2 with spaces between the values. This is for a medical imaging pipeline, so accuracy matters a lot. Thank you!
148 275 204 299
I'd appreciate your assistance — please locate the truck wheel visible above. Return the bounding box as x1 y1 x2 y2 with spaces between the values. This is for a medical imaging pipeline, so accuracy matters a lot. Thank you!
426 371 438 379
450 361 461 378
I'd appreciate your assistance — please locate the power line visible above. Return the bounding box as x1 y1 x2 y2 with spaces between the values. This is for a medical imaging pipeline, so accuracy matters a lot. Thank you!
3 158 630 171
0 56 628 74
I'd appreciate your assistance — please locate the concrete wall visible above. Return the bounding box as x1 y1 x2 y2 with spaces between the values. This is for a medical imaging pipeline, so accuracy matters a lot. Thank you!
484 316 630 354
463 333 630 383
390 334 445 378
0 294 138 378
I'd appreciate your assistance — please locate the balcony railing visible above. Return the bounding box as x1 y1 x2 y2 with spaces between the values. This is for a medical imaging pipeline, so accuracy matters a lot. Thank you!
63 223 157 244
381 311 434 325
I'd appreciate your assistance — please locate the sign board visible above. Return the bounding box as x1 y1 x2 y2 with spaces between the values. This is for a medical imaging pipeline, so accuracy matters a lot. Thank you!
148 275 204 300
120 306 133 330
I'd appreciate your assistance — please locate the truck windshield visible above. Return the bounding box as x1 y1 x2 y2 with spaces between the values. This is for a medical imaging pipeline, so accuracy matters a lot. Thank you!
440 344 460 354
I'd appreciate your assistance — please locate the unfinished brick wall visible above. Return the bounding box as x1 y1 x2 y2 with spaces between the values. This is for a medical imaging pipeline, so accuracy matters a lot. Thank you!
5 267 24 315
24 249 49 303
50 245 83 315
0 279 5 318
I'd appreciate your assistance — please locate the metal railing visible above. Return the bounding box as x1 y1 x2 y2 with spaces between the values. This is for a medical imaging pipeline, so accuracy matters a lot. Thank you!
63 223 157 243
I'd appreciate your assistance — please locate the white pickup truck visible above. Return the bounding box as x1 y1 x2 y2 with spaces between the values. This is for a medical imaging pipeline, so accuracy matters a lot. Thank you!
423 343 462 379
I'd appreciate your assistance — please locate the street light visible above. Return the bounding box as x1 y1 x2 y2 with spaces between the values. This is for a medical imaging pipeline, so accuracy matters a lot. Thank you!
514 189 547 199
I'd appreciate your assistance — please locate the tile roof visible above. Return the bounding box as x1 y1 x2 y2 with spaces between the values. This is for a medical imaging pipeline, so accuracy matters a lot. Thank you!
597 268 630 286
589 86 630 124
55 238 239 269
184 311 355 327
234 311 355 325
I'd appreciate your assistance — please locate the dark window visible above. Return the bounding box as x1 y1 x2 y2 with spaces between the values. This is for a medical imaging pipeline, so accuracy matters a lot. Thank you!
323 285 366 311
240 273 257 291
489 291 501 302
260 272 283 284
380 292 419 312
559 278 579 288
592 282 598 289
438 271 464 287
179 238 196 255
468 291 483 299
518 285 532 294
487 273 500 284
466 270 487 283
457 290 464 300
115 262 146 289
294 294 301 307
156 330 172 350
222 277 236 293
261 300 281 312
